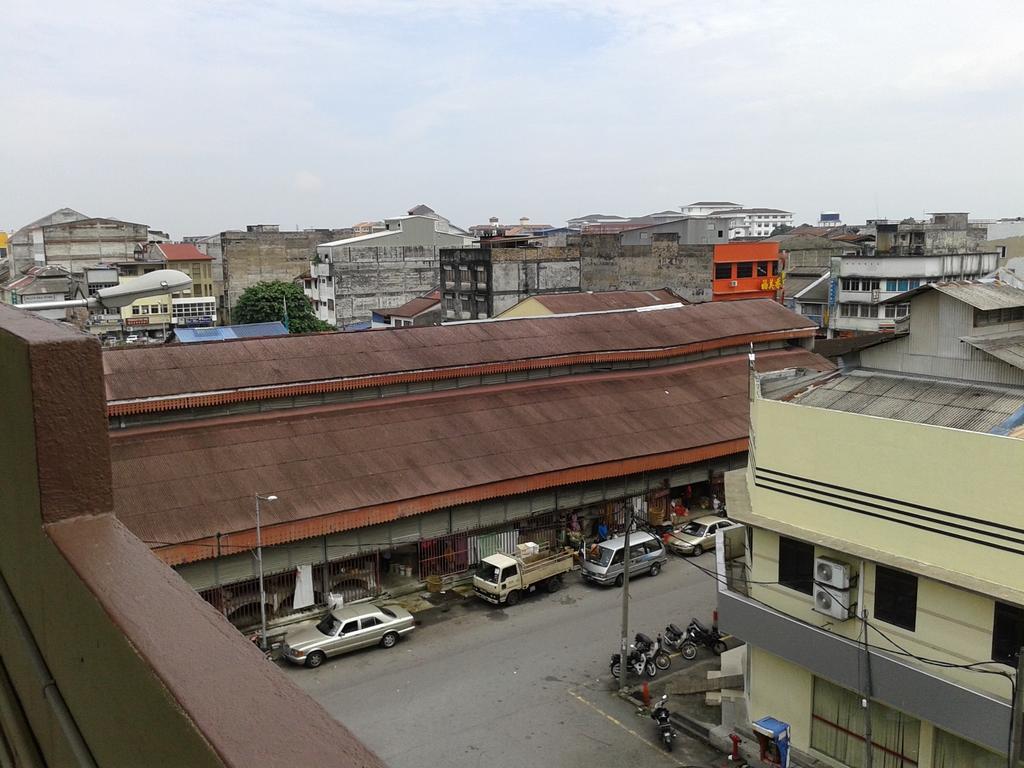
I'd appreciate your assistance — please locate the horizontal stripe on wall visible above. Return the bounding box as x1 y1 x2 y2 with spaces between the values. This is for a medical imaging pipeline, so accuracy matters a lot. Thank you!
753 466 1024 557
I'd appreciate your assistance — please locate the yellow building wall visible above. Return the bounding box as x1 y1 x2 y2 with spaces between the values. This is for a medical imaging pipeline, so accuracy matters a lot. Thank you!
749 645 813 749
751 646 952 767
749 395 1024 598
495 297 552 318
748 527 1007 698
179 259 214 298
743 395 1023 702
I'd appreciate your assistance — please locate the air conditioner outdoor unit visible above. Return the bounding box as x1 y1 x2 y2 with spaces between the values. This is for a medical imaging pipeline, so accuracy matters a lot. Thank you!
813 556 855 620
815 556 851 589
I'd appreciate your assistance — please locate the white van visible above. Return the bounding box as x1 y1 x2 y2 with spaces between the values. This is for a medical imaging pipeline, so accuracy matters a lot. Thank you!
579 530 667 587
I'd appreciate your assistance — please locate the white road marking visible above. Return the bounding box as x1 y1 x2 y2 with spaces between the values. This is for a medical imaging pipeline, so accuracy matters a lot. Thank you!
567 688 687 767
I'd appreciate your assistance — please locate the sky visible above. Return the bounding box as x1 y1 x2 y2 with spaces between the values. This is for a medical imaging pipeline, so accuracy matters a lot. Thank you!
3 0 1023 237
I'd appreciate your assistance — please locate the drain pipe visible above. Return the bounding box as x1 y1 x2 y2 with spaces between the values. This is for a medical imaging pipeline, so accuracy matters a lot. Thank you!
0 572 98 768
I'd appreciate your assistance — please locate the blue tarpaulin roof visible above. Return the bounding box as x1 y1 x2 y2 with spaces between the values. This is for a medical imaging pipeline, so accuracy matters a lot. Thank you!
174 322 289 343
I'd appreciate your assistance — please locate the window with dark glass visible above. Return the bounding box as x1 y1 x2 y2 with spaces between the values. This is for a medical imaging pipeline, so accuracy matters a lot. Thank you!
874 565 918 631
757 261 769 277
736 262 753 279
778 536 814 594
992 602 1024 665
715 263 732 280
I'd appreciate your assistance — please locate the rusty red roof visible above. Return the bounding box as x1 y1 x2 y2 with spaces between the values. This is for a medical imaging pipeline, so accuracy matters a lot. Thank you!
381 294 441 319
110 347 831 562
532 289 684 314
104 300 815 403
156 243 211 261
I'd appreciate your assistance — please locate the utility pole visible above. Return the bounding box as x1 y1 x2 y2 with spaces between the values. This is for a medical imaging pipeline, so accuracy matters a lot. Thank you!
862 609 873 768
619 508 632 695
254 493 278 651
1011 647 1023 767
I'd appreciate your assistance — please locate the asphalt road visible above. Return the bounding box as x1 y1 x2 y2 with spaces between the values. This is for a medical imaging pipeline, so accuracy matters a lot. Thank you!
288 552 727 768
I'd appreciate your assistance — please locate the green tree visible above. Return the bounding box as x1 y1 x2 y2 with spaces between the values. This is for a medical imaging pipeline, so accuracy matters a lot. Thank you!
232 281 332 334
770 224 794 236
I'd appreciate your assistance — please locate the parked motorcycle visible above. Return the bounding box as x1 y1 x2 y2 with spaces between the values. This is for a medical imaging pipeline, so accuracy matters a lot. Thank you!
651 695 675 752
610 644 657 679
680 618 728 660
662 622 687 653
633 632 672 671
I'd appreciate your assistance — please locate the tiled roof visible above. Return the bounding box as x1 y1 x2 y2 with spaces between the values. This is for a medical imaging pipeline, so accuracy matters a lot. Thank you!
156 243 211 261
103 300 816 403
533 290 683 314
110 347 831 554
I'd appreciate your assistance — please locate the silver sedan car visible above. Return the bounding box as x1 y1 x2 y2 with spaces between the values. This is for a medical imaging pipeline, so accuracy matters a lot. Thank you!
666 515 730 557
283 604 415 668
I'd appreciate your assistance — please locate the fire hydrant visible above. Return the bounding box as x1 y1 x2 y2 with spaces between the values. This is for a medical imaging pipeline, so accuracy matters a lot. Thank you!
641 681 651 707
728 732 742 761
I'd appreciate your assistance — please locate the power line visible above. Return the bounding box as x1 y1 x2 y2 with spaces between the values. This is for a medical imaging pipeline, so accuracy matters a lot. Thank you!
638 517 1017 683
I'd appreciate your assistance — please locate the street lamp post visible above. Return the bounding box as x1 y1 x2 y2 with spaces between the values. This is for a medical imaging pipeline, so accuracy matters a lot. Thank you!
255 493 278 651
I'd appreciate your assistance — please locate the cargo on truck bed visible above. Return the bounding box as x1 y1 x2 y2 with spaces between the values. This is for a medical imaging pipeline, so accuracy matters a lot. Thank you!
472 544 574 606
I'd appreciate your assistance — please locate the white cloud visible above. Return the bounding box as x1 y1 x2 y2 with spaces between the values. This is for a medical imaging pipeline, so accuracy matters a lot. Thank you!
292 171 325 193
2 0 1022 234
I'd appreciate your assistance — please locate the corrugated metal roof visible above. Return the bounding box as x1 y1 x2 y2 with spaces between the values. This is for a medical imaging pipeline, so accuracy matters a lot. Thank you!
789 371 1024 433
785 272 828 299
933 282 1024 310
887 280 1024 310
110 347 831 549
381 296 440 319
533 290 683 314
962 332 1024 371
104 300 815 402
174 322 289 343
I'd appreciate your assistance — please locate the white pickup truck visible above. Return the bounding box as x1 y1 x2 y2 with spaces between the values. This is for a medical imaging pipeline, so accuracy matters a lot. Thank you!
473 544 574 606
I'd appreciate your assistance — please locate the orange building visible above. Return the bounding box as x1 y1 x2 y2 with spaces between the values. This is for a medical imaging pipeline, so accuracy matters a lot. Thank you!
712 242 785 302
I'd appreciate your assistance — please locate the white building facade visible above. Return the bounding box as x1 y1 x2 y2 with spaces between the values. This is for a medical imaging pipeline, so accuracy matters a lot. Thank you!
308 215 475 327
710 208 795 239
681 201 743 217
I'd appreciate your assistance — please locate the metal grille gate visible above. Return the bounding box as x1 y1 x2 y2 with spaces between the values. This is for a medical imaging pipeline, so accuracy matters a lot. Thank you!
198 552 381 630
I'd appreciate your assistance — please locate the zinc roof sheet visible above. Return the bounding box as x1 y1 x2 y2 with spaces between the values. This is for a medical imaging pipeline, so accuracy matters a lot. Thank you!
533 290 682 314
888 281 1024 310
785 371 1024 434
110 347 830 547
962 332 1024 372
104 300 815 402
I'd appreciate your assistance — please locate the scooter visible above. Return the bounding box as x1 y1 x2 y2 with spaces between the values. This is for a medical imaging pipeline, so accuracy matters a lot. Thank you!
651 695 675 752
634 632 672 671
610 644 657 679
634 634 675 671
662 623 687 653
680 617 728 660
